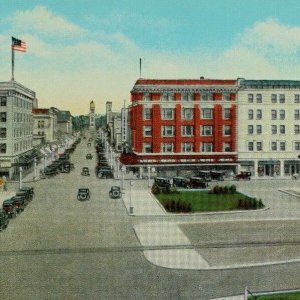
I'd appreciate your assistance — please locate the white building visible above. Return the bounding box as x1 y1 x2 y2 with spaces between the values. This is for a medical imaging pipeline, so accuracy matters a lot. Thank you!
237 79 300 177
0 80 36 178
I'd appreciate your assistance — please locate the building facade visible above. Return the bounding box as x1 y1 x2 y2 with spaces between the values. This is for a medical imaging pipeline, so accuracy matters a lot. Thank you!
237 79 300 177
32 108 57 146
0 80 37 178
121 79 238 176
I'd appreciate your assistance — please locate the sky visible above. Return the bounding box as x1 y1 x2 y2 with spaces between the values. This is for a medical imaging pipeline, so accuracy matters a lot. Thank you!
1 1 300 115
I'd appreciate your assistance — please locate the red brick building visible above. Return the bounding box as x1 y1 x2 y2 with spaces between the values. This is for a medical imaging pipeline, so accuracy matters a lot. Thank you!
121 78 238 176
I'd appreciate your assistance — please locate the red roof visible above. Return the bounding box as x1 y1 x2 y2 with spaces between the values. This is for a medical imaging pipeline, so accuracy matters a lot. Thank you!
135 79 237 86
32 108 49 114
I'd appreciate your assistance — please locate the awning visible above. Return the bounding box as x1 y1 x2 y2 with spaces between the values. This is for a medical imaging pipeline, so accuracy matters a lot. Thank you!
258 160 280 165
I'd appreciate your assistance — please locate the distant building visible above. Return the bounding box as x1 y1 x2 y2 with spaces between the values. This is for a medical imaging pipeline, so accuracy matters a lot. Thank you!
57 110 73 137
89 100 95 130
0 80 37 178
106 101 112 125
32 108 57 146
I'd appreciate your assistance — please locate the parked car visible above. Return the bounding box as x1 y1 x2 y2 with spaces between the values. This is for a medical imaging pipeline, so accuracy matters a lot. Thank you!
189 177 209 189
198 171 212 182
20 186 34 199
2 199 17 218
210 171 225 181
172 177 190 188
77 188 90 201
154 177 172 189
0 209 9 231
86 153 93 159
97 167 113 179
15 191 30 205
235 171 251 180
109 186 121 199
43 167 58 177
10 196 26 213
81 167 90 176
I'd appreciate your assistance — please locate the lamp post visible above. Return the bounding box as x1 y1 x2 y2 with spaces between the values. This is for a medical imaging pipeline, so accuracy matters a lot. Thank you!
33 158 37 180
129 180 134 214
121 165 126 190
117 159 120 179
19 166 22 189
148 165 151 188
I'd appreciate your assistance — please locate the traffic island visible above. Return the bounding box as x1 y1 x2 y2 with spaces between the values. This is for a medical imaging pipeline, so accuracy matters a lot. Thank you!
152 184 265 213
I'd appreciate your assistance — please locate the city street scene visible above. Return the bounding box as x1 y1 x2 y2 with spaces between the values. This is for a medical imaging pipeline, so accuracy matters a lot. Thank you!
0 1 300 300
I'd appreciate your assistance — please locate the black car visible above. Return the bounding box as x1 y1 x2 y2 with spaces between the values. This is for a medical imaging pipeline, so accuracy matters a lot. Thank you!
189 177 209 189
97 167 113 179
0 209 9 231
10 196 26 213
20 186 34 199
43 167 58 177
77 188 90 201
2 199 17 218
86 153 93 160
109 186 121 199
81 167 90 176
210 171 225 181
172 177 190 188
154 177 171 189
198 171 212 182
235 171 251 180
15 191 30 205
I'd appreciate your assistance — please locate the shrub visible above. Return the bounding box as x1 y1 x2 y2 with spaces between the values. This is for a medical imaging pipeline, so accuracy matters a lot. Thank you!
151 183 160 195
223 185 229 194
212 185 220 194
229 185 236 194
258 199 264 208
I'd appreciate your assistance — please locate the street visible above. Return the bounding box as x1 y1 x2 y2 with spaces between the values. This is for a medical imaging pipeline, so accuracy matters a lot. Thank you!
0 141 300 299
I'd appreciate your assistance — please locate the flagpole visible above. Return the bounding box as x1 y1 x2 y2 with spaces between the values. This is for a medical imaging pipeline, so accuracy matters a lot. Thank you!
11 43 15 81
139 58 142 78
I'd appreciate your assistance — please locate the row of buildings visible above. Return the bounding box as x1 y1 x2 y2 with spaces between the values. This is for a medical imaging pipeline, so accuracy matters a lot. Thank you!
0 80 73 179
110 78 300 178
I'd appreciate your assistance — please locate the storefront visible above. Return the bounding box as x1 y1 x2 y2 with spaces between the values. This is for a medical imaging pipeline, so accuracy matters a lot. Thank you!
240 161 255 175
284 160 300 176
258 160 280 177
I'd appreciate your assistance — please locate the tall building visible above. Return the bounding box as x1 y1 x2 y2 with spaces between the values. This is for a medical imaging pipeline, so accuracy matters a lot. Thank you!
121 78 238 176
237 79 300 177
89 100 95 130
0 80 37 178
106 101 112 125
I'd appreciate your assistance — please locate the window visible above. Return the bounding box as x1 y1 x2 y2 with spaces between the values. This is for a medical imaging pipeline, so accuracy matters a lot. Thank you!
143 93 150 101
161 93 168 101
201 142 213 152
38 121 45 128
0 112 6 122
279 94 285 103
295 110 300 120
0 96 7 106
0 128 6 138
201 93 208 101
257 125 262 134
295 94 300 103
0 143 6 153
256 94 262 103
223 108 230 119
144 107 151 120
280 142 286 151
223 143 231 152
162 143 173 153
295 125 300 134
143 143 152 153
271 110 277 120
256 109 262 119
271 142 277 151
223 93 230 101
182 93 192 101
182 143 193 152
248 94 253 103
280 125 285 134
182 108 193 120
295 142 300 151
248 142 254 151
272 125 277 134
248 109 253 120
201 108 213 119
201 125 213 136
162 126 175 136
182 125 193 136
162 108 174 120
248 125 254 134
223 125 231 136
256 142 263 151
144 126 152 136
271 94 277 103
279 110 285 120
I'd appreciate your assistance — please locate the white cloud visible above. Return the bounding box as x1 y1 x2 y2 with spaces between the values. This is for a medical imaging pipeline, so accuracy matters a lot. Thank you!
9 6 85 37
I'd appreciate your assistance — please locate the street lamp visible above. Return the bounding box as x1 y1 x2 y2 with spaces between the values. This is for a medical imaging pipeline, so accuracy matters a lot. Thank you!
148 165 151 188
19 166 23 189
33 158 37 181
121 165 126 190
129 180 134 214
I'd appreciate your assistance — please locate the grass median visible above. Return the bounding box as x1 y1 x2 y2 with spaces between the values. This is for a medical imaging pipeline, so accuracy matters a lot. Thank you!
248 291 300 299
154 186 264 213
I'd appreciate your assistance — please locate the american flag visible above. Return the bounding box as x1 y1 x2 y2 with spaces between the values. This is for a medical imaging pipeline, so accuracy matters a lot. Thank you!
11 37 27 52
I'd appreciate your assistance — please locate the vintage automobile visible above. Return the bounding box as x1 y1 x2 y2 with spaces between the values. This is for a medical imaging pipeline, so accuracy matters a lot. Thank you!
15 191 30 205
198 171 212 182
10 196 26 213
77 188 90 201
86 153 93 160
97 167 114 179
189 177 209 189
20 186 34 199
172 177 190 188
81 167 90 176
210 171 225 181
109 186 121 199
87 143 91 147
154 177 172 189
2 199 17 218
0 209 9 231
235 171 251 180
